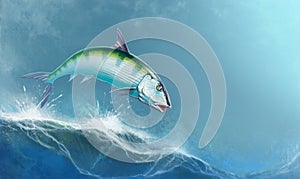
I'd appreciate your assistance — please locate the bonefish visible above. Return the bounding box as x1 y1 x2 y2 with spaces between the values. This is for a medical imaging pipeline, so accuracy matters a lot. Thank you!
22 29 171 112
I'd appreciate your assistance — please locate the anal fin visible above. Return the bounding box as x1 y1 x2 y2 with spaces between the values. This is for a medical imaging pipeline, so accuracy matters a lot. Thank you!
80 76 94 84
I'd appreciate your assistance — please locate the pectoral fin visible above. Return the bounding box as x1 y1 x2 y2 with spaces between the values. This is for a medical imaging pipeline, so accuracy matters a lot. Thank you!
109 87 136 93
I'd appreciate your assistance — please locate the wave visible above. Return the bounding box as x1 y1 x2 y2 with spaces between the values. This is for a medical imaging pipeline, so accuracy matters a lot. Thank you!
246 148 300 179
1 91 300 178
0 98 238 178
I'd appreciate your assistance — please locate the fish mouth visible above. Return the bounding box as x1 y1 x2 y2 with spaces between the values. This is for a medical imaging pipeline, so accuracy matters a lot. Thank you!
155 104 171 112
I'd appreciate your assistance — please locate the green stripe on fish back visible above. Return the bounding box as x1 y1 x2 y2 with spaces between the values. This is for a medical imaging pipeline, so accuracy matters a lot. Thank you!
48 47 109 81
97 47 150 74
48 47 151 82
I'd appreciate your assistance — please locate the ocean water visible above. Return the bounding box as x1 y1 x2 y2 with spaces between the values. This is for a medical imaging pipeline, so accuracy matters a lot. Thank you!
1 0 300 178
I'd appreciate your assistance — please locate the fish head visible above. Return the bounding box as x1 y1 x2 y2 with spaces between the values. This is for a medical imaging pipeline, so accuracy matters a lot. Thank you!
137 75 171 112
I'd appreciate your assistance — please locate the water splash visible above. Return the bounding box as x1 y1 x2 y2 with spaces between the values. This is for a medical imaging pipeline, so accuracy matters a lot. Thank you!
0 92 232 178
1 87 298 178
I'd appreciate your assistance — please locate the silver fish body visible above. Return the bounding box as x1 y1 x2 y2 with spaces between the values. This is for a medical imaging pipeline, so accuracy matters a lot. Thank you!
23 30 171 112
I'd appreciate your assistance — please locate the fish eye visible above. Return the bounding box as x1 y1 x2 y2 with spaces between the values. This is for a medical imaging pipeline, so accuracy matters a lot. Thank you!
156 85 162 91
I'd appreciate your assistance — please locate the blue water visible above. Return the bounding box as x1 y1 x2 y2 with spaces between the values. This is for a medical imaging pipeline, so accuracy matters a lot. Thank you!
1 0 300 178
0 102 231 178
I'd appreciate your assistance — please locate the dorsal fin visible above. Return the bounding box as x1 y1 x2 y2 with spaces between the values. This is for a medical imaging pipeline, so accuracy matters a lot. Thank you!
113 28 129 52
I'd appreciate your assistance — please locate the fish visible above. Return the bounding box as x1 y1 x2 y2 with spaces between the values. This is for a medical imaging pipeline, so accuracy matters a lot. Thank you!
22 29 171 112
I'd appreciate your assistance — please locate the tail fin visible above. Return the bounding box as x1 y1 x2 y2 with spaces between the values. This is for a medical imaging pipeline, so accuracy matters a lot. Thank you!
22 72 53 108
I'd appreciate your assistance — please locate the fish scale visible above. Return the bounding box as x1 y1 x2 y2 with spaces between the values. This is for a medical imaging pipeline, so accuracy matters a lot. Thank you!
22 29 171 112
47 47 150 86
